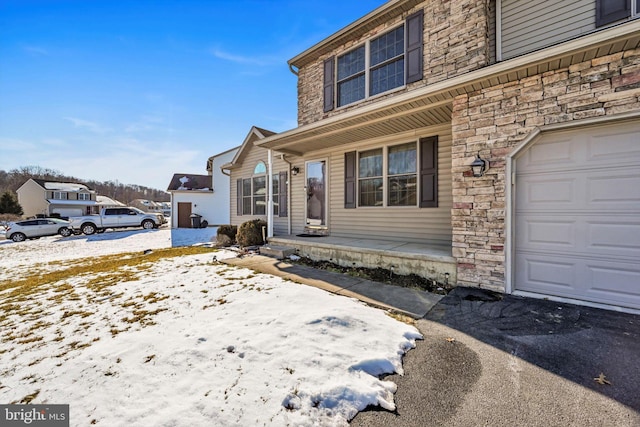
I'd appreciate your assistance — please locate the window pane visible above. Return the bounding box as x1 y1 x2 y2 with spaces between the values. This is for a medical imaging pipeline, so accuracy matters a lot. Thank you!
242 179 252 215
388 175 417 206
254 162 266 174
359 178 383 207
388 142 416 175
337 74 365 107
370 59 404 96
253 176 266 215
359 149 383 178
337 46 365 80
370 26 404 67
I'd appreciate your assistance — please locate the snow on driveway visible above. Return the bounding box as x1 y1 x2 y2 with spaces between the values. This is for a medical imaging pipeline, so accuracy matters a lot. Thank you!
0 228 422 426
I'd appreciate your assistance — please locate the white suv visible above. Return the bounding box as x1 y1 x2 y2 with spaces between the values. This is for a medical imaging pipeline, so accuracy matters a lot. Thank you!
5 218 73 242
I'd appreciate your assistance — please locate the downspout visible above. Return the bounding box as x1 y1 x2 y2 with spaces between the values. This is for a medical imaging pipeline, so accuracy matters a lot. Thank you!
280 154 293 235
267 149 274 238
496 0 502 62
288 63 299 76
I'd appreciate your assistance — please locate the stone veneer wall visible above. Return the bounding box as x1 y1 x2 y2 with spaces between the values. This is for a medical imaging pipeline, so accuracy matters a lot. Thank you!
296 0 490 126
451 49 640 290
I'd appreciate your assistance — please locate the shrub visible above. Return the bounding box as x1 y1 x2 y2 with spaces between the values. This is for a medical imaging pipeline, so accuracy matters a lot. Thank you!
216 224 237 246
236 219 267 247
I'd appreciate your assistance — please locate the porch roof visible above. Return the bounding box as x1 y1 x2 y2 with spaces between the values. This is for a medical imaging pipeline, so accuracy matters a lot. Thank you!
258 20 640 156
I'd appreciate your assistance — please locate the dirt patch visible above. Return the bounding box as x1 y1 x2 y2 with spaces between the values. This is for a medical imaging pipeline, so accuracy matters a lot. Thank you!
289 256 452 295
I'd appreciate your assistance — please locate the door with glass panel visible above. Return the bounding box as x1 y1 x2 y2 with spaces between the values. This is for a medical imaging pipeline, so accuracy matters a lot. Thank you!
305 160 327 227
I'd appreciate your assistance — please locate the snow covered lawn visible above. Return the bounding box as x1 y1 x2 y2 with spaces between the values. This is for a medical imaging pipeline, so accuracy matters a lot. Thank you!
0 228 421 426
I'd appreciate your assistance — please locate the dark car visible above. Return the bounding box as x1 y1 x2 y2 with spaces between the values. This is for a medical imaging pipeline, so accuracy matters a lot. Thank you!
4 218 73 242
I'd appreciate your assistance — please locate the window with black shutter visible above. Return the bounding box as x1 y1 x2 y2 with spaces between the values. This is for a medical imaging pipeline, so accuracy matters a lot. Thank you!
596 0 631 27
419 136 438 208
324 10 424 110
344 151 356 208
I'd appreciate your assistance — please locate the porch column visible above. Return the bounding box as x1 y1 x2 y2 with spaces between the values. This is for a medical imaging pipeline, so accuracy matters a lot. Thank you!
267 149 274 238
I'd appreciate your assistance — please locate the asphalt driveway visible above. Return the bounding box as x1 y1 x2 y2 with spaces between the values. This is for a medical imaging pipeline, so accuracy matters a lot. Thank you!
351 287 640 426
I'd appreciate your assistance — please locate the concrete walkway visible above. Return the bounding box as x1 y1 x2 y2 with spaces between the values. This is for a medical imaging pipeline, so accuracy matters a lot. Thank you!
221 253 443 318
221 252 640 426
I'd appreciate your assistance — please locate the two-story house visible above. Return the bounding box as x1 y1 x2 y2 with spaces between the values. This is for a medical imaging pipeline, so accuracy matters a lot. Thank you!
17 178 99 218
226 0 640 312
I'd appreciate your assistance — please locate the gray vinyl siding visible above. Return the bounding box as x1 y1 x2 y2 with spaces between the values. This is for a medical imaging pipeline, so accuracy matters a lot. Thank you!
320 124 452 245
501 0 595 60
229 146 290 235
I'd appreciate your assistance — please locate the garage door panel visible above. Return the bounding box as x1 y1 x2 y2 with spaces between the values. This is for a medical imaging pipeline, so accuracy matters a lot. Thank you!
587 173 640 208
516 253 577 291
588 126 640 165
516 217 576 248
514 120 640 310
586 219 640 257
583 262 640 308
519 137 575 172
516 175 579 209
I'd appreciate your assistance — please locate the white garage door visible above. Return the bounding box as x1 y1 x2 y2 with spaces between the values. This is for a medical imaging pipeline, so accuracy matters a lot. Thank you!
515 121 640 310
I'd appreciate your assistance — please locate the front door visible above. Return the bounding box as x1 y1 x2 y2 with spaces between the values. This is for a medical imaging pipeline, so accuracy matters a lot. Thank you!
305 160 327 227
177 202 192 228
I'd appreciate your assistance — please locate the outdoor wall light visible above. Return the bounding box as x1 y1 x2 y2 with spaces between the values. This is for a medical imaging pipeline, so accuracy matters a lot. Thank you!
291 166 300 176
471 154 487 177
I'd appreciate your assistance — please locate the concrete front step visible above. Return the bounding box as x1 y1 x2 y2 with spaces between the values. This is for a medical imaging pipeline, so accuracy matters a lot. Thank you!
259 244 296 259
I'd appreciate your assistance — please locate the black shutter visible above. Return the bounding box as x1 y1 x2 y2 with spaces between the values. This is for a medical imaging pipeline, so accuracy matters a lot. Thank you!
323 57 335 112
236 178 242 216
596 0 630 27
344 151 356 209
279 171 288 217
419 136 438 208
405 10 424 84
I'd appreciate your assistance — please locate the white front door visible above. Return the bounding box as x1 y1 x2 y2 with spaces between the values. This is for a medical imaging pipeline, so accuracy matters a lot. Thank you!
514 121 640 310
305 160 327 227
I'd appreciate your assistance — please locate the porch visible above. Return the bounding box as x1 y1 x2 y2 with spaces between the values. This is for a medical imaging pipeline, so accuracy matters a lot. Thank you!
265 234 457 286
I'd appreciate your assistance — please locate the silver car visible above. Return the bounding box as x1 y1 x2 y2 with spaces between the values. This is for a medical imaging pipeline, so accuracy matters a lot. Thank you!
5 218 73 242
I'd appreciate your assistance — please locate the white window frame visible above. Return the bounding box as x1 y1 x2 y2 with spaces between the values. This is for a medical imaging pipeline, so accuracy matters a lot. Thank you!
357 141 419 208
336 22 406 108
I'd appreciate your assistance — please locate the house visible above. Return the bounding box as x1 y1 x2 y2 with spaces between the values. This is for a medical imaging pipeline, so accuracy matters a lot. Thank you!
167 146 239 228
130 199 164 213
16 178 99 218
225 0 640 312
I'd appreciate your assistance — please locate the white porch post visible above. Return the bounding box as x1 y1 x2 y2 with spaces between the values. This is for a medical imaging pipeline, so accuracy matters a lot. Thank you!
267 149 274 238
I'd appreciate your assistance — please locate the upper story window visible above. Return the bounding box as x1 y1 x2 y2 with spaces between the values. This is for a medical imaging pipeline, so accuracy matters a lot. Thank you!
336 25 406 108
324 10 424 112
78 193 91 201
52 191 67 200
596 0 640 27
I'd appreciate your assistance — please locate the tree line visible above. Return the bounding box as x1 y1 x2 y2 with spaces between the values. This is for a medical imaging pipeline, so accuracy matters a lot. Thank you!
0 166 170 204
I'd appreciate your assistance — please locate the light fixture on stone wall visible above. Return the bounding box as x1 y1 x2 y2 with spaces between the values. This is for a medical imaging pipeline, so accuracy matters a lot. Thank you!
471 154 487 177
291 166 300 176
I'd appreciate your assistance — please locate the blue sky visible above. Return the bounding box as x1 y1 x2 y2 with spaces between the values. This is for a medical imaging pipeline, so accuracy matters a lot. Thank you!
0 0 386 190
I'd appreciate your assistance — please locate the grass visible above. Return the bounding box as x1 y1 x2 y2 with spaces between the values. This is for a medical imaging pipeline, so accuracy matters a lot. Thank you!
0 246 219 356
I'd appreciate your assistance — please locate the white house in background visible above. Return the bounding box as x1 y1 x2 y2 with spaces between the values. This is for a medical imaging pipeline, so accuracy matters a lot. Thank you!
167 146 239 228
16 178 99 218
96 195 125 208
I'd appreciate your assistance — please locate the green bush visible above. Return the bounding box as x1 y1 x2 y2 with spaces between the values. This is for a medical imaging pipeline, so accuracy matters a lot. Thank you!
236 219 267 247
216 224 237 247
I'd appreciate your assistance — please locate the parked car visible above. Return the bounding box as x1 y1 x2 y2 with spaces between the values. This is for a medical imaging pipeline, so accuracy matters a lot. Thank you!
68 207 167 235
5 218 73 242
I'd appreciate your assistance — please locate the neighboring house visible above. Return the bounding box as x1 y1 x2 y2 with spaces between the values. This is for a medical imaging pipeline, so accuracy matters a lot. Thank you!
130 199 164 213
227 0 640 312
96 195 125 209
167 146 239 228
16 178 99 218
